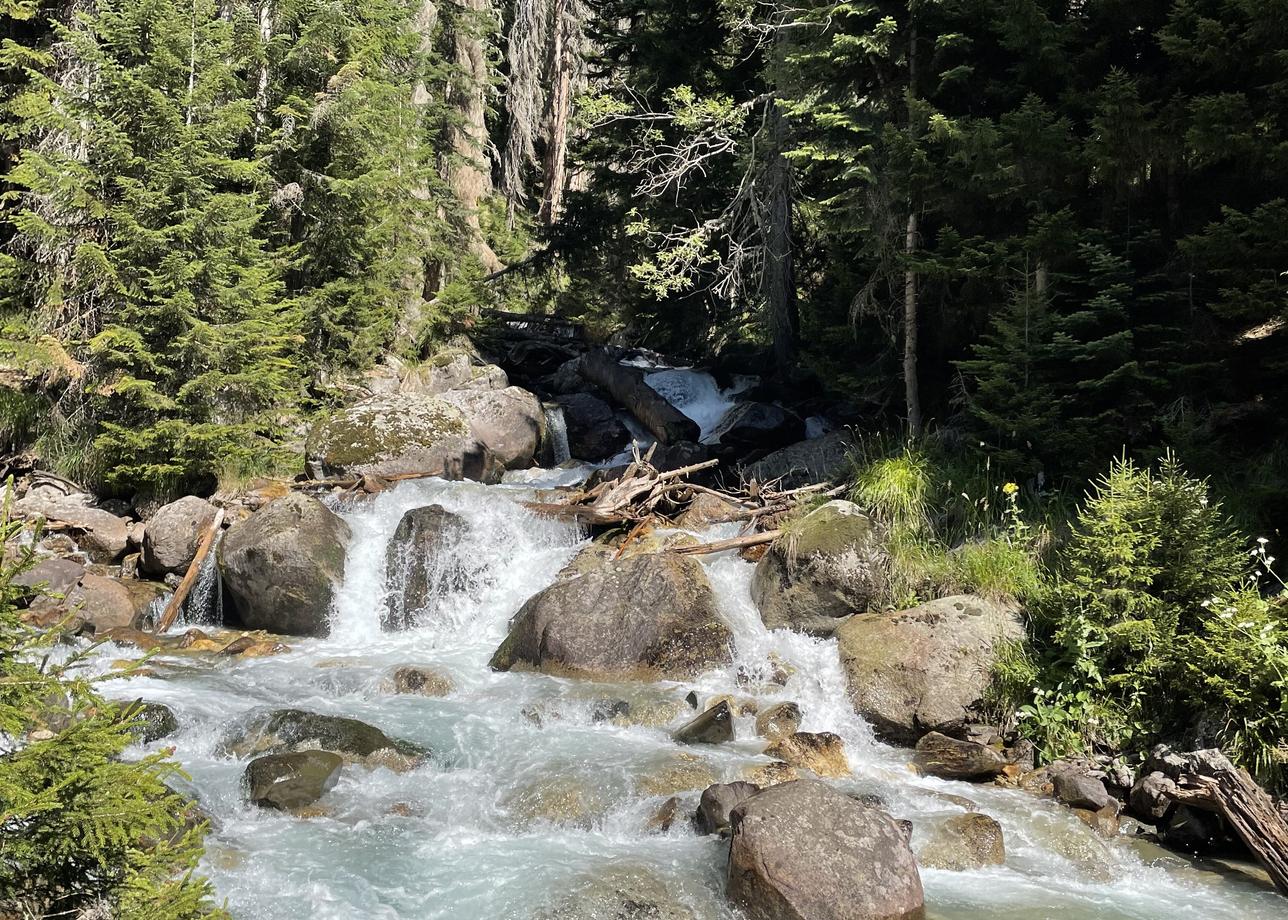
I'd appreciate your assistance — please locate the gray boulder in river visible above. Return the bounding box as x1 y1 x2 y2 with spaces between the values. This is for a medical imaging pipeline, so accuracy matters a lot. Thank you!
752 500 885 635
304 394 502 482
141 495 218 576
439 385 546 470
489 553 733 680
382 504 471 631
219 708 427 767
836 594 1023 745
727 779 925 920
244 751 342 810
219 493 349 637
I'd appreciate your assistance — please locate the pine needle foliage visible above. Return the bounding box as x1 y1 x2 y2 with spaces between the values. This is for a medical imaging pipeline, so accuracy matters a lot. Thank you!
0 502 226 918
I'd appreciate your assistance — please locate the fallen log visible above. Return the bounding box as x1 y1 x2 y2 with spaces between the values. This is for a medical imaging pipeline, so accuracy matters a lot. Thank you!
669 530 781 556
1164 749 1288 896
581 350 699 445
292 470 443 493
153 509 224 634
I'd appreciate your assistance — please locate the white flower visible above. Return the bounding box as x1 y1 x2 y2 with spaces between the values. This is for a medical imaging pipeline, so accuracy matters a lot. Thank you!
1257 536 1270 545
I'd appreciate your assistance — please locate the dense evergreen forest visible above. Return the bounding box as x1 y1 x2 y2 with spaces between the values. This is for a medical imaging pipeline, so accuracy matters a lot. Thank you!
3 2 1288 917
1 0 1284 525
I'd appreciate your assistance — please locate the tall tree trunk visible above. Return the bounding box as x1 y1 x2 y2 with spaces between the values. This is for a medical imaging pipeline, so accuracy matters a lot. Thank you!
762 98 797 372
537 0 573 226
903 21 922 438
397 0 440 341
253 1 273 137
448 0 503 274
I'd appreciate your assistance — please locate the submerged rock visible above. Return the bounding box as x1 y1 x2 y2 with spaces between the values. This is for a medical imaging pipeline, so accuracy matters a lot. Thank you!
141 495 218 576
836 594 1023 744
754 702 802 742
727 779 924 920
219 493 349 637
917 813 1006 871
751 500 885 634
672 700 734 745
533 867 698 920
305 394 502 482
244 750 342 810
489 553 733 681
764 731 849 778
382 504 471 630
218 708 426 769
123 700 179 743
388 666 454 697
505 775 611 828
635 753 718 797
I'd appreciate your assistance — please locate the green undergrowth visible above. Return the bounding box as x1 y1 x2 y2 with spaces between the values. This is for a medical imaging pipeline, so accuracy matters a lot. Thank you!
846 440 1288 790
0 500 227 918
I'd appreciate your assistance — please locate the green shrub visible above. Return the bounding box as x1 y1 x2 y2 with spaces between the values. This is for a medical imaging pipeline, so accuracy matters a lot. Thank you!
0 505 226 918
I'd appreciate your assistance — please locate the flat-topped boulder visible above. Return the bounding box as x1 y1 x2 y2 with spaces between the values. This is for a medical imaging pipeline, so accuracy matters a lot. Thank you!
14 487 129 563
219 493 349 637
489 553 732 680
836 594 1023 744
304 394 501 482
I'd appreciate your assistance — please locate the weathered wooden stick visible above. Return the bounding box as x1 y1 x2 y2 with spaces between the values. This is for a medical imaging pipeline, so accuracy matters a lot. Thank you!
153 509 224 634
291 469 444 491
669 530 781 556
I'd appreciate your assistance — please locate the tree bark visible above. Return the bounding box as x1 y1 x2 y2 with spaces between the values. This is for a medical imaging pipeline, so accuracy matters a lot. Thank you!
903 20 922 438
253 0 273 137
761 97 798 372
581 351 700 444
537 0 574 225
448 0 503 273
397 0 440 341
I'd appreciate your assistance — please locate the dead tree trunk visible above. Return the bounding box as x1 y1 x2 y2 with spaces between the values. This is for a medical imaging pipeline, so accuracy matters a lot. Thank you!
581 351 700 444
537 0 574 225
1166 749 1288 896
903 20 922 439
761 96 798 372
448 0 503 274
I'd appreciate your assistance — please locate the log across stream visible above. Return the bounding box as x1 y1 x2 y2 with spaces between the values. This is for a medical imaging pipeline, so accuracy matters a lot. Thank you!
90 475 1285 919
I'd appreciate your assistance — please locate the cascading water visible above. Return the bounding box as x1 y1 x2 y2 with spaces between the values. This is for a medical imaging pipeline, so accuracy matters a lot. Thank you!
643 368 754 443
93 475 1285 920
541 404 571 467
183 529 225 626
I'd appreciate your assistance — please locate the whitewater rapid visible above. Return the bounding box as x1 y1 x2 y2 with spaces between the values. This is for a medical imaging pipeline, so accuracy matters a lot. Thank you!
95 475 1284 919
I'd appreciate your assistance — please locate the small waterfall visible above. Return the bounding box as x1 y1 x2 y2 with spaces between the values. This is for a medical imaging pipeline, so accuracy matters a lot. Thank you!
541 403 571 466
643 368 755 442
183 529 224 625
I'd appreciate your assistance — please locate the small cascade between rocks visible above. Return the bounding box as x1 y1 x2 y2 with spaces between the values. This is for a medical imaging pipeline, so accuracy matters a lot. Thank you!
541 403 571 467
183 529 224 626
90 471 1286 920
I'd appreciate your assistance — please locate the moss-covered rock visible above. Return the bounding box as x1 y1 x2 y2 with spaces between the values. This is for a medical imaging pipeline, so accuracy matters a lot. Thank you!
304 394 501 482
751 499 885 634
836 594 1023 744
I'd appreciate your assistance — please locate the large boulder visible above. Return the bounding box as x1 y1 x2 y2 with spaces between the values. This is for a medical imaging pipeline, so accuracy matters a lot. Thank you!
398 350 509 396
218 708 426 768
219 494 349 637
836 594 1023 744
489 553 733 681
558 392 628 461
15 487 129 563
439 386 545 470
742 431 855 491
382 504 471 631
14 558 86 602
141 496 218 576
708 402 805 454
244 750 342 810
304 394 501 482
727 779 924 920
752 500 884 634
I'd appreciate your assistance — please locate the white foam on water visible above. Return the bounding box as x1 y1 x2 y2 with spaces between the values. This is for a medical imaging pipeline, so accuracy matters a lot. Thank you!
91 478 1287 920
643 368 751 442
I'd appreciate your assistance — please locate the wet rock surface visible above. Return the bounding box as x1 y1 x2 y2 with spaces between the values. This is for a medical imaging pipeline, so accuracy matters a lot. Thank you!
244 751 342 810
218 708 426 767
382 504 471 630
912 732 1007 780
917 812 1006 871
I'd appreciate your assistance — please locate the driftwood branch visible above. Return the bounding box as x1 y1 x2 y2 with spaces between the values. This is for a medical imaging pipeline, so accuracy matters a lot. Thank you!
153 509 224 634
669 530 781 556
581 351 700 444
1164 750 1288 896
